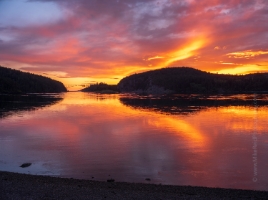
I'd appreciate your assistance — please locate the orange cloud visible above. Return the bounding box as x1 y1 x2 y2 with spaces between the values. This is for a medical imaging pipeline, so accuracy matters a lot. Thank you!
147 56 165 61
227 50 268 59
165 38 206 66
0 0 268 90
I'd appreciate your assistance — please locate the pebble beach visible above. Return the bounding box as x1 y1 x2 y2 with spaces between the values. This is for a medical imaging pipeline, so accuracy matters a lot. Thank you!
1 171 268 199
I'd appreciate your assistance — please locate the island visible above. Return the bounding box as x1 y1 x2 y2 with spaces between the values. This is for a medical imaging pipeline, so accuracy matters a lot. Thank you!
118 67 268 94
0 66 67 93
81 82 118 94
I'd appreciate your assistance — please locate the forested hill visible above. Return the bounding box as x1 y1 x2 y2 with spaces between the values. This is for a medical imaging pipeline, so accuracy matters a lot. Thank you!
81 83 118 93
0 66 67 93
118 67 268 94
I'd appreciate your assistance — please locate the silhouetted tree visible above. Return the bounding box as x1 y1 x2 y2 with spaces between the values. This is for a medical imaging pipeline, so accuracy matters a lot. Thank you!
118 67 268 94
81 82 118 93
0 66 67 93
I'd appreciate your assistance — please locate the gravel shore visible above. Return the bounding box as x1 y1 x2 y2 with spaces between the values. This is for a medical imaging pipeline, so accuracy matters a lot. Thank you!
1 171 268 199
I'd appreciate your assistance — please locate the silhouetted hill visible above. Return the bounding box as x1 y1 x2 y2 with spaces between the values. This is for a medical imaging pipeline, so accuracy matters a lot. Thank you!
0 66 67 93
81 82 118 93
118 67 268 94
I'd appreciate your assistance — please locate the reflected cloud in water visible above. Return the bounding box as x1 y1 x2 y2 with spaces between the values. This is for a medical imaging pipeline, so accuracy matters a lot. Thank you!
0 92 268 191
119 94 268 115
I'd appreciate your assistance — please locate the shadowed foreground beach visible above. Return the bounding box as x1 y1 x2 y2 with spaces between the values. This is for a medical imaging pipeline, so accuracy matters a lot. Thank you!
1 171 268 199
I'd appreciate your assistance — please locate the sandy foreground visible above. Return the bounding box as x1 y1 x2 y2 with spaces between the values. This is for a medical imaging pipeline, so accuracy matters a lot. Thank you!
1 171 268 200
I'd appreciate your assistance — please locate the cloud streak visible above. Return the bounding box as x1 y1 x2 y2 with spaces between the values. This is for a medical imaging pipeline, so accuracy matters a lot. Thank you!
0 0 268 89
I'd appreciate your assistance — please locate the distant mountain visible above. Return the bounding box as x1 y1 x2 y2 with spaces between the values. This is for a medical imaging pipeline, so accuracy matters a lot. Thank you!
81 82 118 94
0 66 67 93
118 67 268 94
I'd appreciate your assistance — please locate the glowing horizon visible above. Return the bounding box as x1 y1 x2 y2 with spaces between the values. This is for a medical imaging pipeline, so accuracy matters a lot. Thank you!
0 0 267 90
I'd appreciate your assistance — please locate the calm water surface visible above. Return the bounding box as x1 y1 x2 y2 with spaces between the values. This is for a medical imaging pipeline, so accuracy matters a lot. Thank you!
0 92 268 191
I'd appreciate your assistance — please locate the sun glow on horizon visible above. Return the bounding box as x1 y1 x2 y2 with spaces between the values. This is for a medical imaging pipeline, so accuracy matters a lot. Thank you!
212 64 268 75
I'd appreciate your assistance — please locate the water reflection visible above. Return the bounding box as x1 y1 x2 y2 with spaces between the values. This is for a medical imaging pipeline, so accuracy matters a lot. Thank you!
0 94 63 118
120 94 268 115
0 92 268 191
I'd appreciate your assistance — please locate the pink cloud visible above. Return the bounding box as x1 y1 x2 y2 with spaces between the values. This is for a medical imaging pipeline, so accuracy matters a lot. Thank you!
0 0 268 86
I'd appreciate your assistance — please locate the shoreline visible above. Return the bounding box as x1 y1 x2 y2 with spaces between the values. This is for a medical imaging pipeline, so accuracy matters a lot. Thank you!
1 171 268 199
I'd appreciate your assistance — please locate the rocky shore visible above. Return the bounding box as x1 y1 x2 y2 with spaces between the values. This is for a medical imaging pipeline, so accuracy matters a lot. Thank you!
1 171 267 199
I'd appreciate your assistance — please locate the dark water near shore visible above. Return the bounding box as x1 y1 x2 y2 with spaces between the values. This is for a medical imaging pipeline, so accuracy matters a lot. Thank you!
0 92 268 191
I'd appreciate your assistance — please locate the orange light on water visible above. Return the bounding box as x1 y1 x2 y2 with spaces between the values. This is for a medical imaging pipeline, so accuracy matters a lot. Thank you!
147 117 206 144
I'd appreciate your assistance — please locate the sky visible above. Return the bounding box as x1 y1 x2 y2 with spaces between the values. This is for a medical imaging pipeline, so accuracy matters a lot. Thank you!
0 0 268 90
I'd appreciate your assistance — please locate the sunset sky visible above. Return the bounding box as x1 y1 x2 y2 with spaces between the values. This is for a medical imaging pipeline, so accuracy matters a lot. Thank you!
0 0 268 90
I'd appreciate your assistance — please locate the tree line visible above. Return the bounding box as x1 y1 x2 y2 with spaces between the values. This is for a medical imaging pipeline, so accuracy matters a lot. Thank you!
117 67 268 94
0 66 67 93
81 82 118 93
